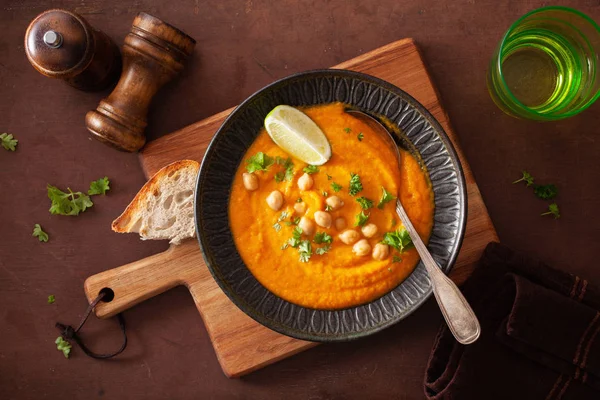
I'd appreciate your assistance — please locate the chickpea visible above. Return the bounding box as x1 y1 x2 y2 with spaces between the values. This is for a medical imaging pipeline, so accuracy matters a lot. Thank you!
372 243 390 261
314 211 332 228
242 173 258 191
338 229 360 245
352 239 371 256
298 216 315 236
361 223 378 238
325 196 344 211
266 190 283 211
294 202 307 215
334 217 347 231
297 173 314 191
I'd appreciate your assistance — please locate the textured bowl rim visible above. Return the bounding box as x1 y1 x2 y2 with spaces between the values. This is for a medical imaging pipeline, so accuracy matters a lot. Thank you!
195 69 468 342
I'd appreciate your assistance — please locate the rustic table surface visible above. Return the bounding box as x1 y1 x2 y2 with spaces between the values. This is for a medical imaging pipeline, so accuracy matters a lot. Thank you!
1 1 598 399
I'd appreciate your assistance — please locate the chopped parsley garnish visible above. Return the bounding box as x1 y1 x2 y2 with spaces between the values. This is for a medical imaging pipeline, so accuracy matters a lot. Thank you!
541 203 561 219
287 227 303 248
325 204 333 211
303 165 320 174
48 295 56 304
33 224 49 242
246 152 274 173
534 184 558 200
274 157 294 182
392 255 402 263
357 132 364 141
382 228 414 252
355 211 370 227
273 211 289 231
314 232 333 244
47 185 93 216
349 173 363 196
377 186 396 209
322 190 328 197
512 170 534 186
55 337 72 359
1 133 18 151
331 182 342 192
315 244 331 255
344 127 352 134
326 174 333 180
298 240 312 262
88 177 110 195
296 197 303 203
356 197 373 210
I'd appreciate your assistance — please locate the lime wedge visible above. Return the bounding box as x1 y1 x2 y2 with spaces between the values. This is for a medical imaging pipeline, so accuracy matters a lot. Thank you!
264 105 331 165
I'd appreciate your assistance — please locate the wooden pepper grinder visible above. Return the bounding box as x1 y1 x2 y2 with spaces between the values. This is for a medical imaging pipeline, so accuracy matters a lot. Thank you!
25 9 122 91
86 13 196 152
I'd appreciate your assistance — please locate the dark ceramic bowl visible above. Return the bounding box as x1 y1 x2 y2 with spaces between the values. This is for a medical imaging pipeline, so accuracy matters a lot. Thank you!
195 70 467 342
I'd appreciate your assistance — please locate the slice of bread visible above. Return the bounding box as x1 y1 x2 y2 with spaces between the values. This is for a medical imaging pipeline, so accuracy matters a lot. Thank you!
112 160 200 245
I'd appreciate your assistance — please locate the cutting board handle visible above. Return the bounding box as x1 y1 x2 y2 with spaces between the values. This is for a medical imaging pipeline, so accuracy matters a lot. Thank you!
84 240 203 318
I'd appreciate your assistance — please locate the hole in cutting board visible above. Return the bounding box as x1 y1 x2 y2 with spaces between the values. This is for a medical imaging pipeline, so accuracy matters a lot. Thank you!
99 287 115 302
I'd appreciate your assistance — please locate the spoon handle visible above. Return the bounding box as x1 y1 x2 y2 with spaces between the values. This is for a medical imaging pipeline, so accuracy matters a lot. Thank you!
395 200 480 345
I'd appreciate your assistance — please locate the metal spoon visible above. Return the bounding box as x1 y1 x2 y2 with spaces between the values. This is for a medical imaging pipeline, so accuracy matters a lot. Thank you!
346 109 481 345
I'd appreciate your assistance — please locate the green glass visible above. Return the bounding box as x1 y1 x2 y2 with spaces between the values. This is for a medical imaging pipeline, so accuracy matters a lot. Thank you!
488 6 600 120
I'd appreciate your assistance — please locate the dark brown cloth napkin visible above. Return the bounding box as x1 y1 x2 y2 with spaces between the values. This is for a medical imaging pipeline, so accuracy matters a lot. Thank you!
424 242 600 400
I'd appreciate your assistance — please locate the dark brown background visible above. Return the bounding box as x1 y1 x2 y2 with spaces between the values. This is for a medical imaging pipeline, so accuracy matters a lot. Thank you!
1 1 599 399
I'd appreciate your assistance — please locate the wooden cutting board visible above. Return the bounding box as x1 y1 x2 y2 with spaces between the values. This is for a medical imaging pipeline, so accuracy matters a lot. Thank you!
84 38 498 378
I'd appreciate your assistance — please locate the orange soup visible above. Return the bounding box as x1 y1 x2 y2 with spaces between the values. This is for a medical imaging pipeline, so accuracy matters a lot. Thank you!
229 103 434 309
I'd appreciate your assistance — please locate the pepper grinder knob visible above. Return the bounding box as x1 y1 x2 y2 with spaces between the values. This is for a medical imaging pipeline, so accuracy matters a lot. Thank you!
25 9 121 91
85 13 196 152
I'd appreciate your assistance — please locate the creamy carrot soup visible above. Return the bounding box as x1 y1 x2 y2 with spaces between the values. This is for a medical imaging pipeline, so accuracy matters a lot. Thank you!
229 103 434 309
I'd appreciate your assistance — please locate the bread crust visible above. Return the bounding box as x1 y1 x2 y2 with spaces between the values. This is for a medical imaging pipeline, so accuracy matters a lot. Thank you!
111 160 200 233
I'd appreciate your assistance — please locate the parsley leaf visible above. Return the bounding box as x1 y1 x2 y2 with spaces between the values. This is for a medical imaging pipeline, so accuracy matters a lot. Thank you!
48 295 56 304
357 132 364 141
47 185 93 216
298 240 312 262
344 127 352 134
315 244 331 255
377 186 396 209
55 337 72 359
326 174 333 180
274 157 295 182
392 255 402 263
88 177 110 195
541 203 561 219
349 173 363 196
322 190 328 197
296 197 303 203
534 184 558 200
356 197 373 210
331 182 342 192
246 152 274 173
0 133 18 151
355 211 370 227
513 170 534 186
303 165 319 174
273 211 289 231
314 232 333 244
32 224 49 242
382 228 414 252
288 227 303 248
